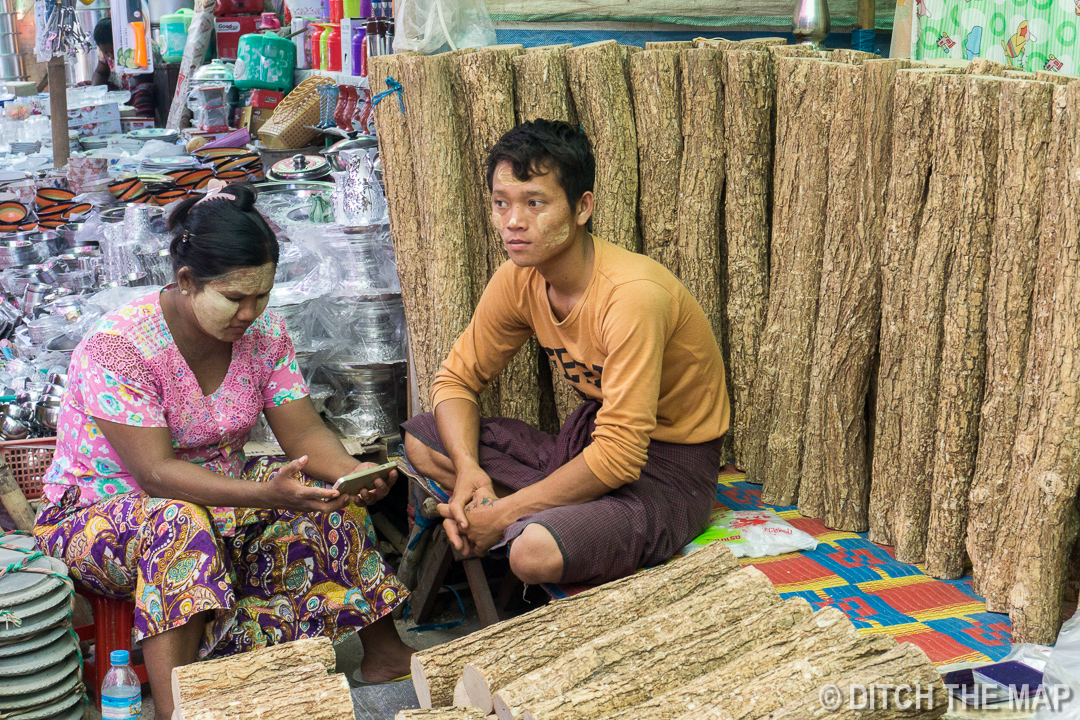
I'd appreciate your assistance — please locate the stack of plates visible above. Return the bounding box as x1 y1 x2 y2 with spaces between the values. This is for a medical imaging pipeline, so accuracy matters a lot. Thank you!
126 128 180 145
8 143 39 155
138 156 198 175
78 137 107 151
0 535 85 720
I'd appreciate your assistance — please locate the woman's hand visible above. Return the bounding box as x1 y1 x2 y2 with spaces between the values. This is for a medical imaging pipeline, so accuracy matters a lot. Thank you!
340 461 398 507
264 456 358 513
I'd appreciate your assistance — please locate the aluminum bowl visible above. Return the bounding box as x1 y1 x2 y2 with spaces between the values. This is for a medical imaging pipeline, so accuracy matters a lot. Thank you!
4 404 30 421
0 415 29 440
34 404 59 430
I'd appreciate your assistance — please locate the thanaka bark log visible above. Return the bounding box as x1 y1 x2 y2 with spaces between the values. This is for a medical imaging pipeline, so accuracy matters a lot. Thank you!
493 568 782 720
982 83 1080 643
744 57 836 506
966 79 1053 591
924 75 1002 579
372 56 433 411
411 542 739 709
397 711 487 720
723 49 775 469
892 73 965 564
565 41 641 252
177 672 352 720
630 49 683 271
172 638 335 707
868 68 946 545
519 596 807 720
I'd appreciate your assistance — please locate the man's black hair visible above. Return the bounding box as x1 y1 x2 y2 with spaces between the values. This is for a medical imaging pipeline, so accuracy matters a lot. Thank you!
486 119 595 209
93 17 113 48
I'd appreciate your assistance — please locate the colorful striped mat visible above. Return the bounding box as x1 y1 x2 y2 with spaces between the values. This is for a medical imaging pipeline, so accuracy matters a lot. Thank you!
546 471 1014 666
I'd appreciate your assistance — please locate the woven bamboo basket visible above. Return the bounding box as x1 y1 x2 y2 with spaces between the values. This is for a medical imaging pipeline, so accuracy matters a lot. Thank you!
259 75 336 150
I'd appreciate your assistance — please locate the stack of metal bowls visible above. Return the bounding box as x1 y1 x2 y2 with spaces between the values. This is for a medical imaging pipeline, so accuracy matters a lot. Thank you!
0 0 23 83
1 368 65 438
0 534 85 720
317 361 407 438
0 240 46 270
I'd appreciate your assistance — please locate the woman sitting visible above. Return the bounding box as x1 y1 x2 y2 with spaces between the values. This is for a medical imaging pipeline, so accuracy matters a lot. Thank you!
33 184 413 719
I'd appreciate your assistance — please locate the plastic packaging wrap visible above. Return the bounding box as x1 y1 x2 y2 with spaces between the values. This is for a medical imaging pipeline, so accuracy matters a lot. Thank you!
310 291 406 364
680 509 819 558
394 0 496 54
315 361 406 439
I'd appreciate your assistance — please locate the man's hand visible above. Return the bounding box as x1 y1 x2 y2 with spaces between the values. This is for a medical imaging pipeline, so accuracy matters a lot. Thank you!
442 464 496 553
438 488 511 557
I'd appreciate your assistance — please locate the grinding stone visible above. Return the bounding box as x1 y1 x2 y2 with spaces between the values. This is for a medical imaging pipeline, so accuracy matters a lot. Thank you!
6 584 71 623
1 684 83 719
0 653 78 696
0 667 81 710
0 632 77 676
54 700 87 720
0 625 67 658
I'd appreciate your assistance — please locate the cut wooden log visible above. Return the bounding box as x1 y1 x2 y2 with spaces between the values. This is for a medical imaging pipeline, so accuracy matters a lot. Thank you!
982 83 1080 642
693 37 734 48
512 45 577 125
675 47 731 440
723 48 776 468
597 607 863 720
372 57 433 412
737 37 788 47
565 41 641 252
412 542 739 709
751 643 947 720
399 51 479 412
769 45 829 59
518 596 808 720
456 46 545 427
966 58 1007 76
177 671 352 720
923 75 1002 579
0 459 34 531
892 73 966 564
171 637 335 708
830 48 880 64
493 567 782 720
397 711 487 720
630 48 683 270
800 61 878 529
967 79 1054 591
868 68 946 545
510 44 582 427
1036 71 1078 85
743 58 837 506
645 40 694 50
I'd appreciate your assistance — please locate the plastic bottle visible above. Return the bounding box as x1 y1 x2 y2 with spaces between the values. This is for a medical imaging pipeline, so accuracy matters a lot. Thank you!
310 22 325 69
327 23 342 71
319 23 332 71
101 650 142 720
258 11 280 30
350 25 366 75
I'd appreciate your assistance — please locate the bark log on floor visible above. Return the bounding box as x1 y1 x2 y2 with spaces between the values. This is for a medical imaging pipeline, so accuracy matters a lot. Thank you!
743 57 836 506
923 75 1003 579
411 542 739 709
565 40 641 252
966 79 1053 592
723 48 776 468
892 73 966 564
867 68 947 545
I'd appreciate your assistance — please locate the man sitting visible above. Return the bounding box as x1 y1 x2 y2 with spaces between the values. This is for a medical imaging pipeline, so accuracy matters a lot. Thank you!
402 119 729 586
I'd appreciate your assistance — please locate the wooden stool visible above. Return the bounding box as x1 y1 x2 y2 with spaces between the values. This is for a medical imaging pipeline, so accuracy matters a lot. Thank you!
403 476 515 628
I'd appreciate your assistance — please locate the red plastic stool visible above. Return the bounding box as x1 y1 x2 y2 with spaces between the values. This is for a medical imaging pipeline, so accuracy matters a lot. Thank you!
74 589 149 707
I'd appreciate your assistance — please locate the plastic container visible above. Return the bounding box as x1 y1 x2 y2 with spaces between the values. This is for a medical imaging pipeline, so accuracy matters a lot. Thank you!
159 7 193 63
329 0 343 23
319 23 332 71
326 23 342 72
101 650 142 720
258 11 280 29
310 22 325 69
235 32 295 92
350 24 366 76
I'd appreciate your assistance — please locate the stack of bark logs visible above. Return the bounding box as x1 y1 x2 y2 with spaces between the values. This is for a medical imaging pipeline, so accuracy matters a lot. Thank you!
399 542 945 720
171 637 353 719
372 39 1080 643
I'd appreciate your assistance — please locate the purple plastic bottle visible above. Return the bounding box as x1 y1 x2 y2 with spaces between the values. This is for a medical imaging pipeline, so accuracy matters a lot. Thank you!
351 25 366 76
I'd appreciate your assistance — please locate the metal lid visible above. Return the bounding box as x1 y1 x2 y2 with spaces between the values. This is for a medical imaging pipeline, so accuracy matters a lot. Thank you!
270 154 331 181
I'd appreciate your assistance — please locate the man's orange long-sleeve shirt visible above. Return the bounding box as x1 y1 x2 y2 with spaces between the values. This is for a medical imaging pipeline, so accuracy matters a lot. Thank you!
430 236 730 489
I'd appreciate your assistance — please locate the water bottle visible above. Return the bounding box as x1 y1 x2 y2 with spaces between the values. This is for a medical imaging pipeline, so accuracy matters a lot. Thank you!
101 650 142 720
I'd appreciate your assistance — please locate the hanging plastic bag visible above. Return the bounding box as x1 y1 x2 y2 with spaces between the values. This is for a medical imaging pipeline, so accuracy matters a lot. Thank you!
394 0 496 55
681 508 819 558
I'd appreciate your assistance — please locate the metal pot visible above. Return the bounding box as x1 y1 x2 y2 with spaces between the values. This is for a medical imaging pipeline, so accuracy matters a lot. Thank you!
268 154 332 183
0 415 28 440
322 135 378 172
317 360 407 438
